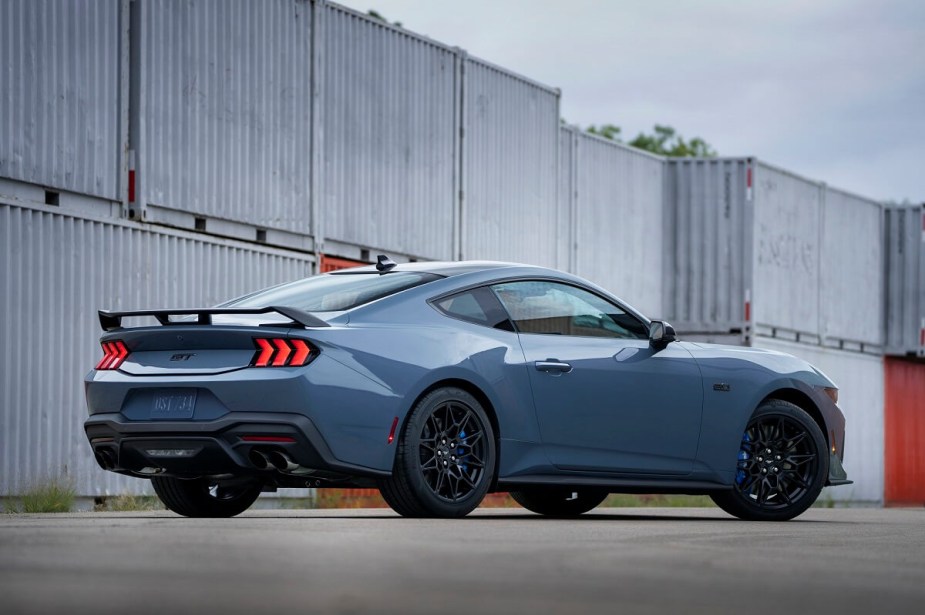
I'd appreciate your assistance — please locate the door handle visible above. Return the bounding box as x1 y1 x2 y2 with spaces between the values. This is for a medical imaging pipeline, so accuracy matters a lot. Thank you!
535 360 572 373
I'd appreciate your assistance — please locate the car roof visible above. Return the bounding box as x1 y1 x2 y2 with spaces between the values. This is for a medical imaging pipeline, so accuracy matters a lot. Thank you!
328 260 531 277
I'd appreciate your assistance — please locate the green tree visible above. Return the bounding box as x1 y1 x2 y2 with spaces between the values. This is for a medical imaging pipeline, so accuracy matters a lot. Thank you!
367 10 402 28
585 123 717 157
586 124 622 141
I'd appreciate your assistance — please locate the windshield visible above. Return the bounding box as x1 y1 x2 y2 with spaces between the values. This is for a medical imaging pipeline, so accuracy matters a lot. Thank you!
223 272 441 312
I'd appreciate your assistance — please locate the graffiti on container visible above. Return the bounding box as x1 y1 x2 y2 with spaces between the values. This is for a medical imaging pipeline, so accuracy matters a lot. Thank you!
757 226 816 276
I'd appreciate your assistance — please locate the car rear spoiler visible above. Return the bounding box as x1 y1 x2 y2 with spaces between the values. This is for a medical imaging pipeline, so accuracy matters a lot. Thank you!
98 306 330 332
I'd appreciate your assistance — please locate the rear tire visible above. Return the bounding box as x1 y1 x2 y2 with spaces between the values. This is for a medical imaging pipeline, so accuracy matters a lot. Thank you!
379 387 496 518
511 488 608 517
710 399 828 521
151 476 261 518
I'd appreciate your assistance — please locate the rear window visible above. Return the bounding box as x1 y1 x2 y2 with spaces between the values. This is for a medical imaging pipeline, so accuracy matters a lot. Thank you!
223 272 441 312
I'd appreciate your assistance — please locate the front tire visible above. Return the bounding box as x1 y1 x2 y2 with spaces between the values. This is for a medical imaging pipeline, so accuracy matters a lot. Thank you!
511 487 608 517
711 399 828 521
379 387 496 518
151 476 262 518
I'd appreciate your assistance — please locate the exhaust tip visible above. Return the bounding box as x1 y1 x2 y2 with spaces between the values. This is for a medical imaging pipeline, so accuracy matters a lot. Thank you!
249 449 271 470
266 449 293 472
95 449 116 470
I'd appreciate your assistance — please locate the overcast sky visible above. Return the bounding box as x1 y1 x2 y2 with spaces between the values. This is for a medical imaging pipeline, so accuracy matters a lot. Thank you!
338 0 924 203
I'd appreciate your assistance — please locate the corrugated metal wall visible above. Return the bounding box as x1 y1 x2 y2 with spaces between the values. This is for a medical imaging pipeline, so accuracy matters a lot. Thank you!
134 0 313 232
752 337 885 503
752 162 824 342
821 188 883 350
0 200 313 497
666 159 885 352
557 127 577 273
884 204 925 357
664 158 751 331
0 0 123 200
320 4 458 260
461 58 561 268
574 133 666 316
884 357 925 505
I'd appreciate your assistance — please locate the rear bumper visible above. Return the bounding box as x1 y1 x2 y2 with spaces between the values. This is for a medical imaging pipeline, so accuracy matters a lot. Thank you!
84 412 390 481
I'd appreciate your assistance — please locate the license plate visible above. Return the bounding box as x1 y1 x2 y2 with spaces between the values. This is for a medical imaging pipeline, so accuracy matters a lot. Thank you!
151 389 197 420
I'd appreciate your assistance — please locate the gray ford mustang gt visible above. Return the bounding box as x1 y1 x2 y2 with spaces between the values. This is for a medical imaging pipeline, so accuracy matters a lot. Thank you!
85 257 850 520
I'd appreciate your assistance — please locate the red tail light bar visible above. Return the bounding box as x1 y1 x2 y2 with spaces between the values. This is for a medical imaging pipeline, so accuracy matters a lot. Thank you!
95 340 129 370
252 338 315 367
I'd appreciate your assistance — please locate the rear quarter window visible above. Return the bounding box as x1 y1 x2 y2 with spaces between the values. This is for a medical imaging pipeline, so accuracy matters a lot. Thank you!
433 287 514 331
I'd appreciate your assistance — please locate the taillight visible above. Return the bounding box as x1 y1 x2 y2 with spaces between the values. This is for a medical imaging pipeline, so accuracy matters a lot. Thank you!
252 338 316 367
95 340 129 370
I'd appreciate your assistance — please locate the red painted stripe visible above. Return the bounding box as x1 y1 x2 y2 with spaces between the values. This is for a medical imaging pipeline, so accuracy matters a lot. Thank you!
128 169 136 203
746 166 752 188
744 301 751 322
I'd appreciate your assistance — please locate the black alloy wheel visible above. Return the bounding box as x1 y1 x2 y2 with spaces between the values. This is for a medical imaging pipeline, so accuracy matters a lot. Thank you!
511 487 608 517
151 476 262 518
711 399 828 521
379 387 496 518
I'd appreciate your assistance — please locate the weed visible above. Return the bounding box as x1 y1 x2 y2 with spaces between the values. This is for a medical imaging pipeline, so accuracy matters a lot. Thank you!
93 494 164 512
15 477 76 513
602 493 715 508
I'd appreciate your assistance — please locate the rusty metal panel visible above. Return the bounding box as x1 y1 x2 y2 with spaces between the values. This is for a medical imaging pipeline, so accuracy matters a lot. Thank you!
319 4 458 260
319 254 367 273
884 204 925 357
0 198 313 497
461 58 561 269
884 357 925 505
134 0 312 232
0 0 123 200
574 133 666 316
752 337 884 503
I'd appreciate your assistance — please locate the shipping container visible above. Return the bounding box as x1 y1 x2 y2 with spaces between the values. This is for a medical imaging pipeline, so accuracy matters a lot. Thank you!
664 158 753 336
131 0 313 235
0 0 124 202
574 132 666 317
461 57 561 268
884 204 925 357
0 197 313 497
665 158 884 352
318 254 368 273
884 357 925 505
319 4 459 261
557 127 578 273
752 337 884 503
821 187 884 351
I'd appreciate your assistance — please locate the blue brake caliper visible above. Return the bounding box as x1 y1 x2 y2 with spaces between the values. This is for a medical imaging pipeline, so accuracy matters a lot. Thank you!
735 432 751 487
457 430 468 472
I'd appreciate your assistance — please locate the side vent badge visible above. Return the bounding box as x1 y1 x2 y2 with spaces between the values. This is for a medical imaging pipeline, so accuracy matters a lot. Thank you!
713 383 731 392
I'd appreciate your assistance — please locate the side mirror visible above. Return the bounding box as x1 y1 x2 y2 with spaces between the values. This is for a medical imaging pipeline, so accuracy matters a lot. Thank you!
648 320 677 349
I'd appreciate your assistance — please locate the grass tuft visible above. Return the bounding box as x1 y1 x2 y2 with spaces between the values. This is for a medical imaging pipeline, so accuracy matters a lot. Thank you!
15 477 76 513
602 494 715 508
93 494 164 512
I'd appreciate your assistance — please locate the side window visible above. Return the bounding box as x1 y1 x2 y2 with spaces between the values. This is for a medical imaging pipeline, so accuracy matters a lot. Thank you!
434 286 515 331
491 280 647 339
